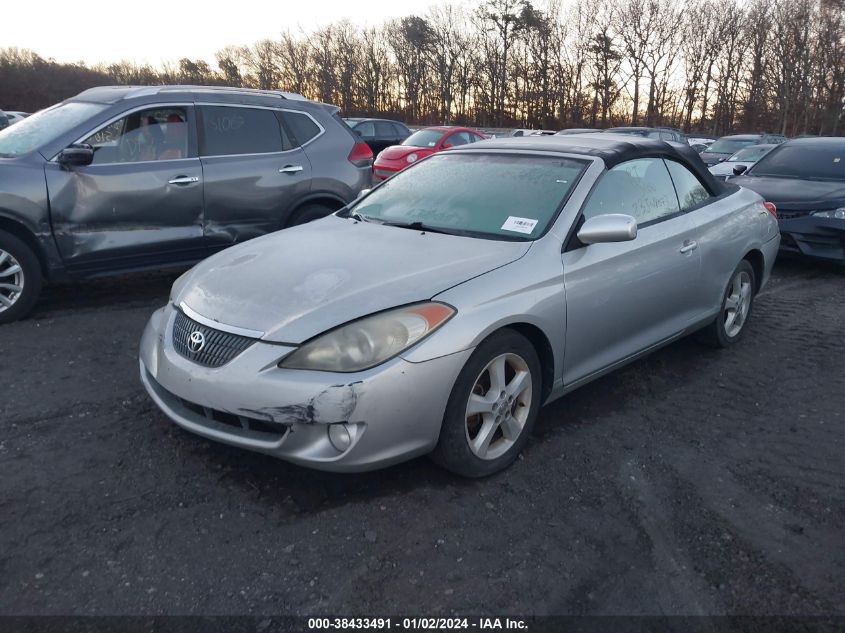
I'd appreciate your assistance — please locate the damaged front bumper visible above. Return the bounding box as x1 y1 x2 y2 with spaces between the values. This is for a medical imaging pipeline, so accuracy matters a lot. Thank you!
139 304 472 472
779 216 845 263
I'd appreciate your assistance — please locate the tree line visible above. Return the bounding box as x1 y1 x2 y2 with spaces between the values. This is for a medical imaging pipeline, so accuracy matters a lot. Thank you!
2 0 843 136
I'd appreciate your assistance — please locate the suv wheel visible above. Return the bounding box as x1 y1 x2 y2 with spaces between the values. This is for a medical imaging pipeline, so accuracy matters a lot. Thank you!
287 203 335 227
0 232 43 324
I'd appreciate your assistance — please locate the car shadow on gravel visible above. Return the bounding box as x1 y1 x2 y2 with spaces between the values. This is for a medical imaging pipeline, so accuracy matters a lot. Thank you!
167 333 714 517
31 269 185 319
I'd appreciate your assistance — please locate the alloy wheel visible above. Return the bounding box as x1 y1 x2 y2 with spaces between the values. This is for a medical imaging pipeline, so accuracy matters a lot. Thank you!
0 249 24 314
464 353 533 460
724 270 752 338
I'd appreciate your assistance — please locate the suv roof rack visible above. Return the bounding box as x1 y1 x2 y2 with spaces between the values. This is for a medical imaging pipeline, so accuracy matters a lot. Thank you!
73 85 308 103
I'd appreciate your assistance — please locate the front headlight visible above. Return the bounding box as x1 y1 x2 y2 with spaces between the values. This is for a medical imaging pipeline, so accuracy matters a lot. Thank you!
279 302 455 372
406 153 418 164
811 208 845 219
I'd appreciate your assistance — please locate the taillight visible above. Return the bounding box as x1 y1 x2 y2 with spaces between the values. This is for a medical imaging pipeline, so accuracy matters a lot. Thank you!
763 201 777 218
348 142 373 168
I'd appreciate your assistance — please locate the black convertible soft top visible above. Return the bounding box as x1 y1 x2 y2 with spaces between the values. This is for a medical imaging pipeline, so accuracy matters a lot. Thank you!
464 133 727 196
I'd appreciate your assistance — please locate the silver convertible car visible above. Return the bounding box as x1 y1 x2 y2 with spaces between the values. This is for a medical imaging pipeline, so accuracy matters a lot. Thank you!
140 135 780 477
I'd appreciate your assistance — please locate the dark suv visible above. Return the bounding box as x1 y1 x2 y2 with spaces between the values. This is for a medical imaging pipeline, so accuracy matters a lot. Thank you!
0 85 373 323
344 118 411 155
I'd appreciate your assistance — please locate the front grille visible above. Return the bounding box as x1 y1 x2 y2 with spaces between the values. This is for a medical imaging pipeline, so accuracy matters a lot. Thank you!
172 310 256 368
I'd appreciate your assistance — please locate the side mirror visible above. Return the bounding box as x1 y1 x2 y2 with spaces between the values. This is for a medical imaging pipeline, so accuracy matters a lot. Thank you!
577 214 638 245
357 188 371 199
58 144 94 167
442 142 453 149
354 129 363 137
732 164 748 176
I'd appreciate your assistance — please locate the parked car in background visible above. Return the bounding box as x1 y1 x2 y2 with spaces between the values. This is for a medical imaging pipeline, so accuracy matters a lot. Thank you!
372 126 485 181
604 126 687 143
732 137 845 263
556 128 601 135
0 85 373 323
699 134 787 166
689 135 718 147
5 111 30 125
141 134 778 477
0 110 9 131
344 117 411 156
708 144 776 180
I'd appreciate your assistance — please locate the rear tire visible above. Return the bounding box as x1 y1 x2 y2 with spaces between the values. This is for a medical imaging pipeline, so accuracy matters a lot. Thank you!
432 329 542 478
0 231 42 324
695 259 756 348
287 203 335 227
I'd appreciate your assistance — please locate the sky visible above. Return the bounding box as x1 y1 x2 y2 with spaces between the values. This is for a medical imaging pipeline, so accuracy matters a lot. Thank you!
4 0 449 66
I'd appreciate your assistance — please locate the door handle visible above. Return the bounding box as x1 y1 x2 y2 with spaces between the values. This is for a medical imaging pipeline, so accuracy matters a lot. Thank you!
168 175 200 185
679 240 698 254
279 165 304 174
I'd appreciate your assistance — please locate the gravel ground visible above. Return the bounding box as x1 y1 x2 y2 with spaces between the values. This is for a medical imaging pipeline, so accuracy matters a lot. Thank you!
0 257 843 616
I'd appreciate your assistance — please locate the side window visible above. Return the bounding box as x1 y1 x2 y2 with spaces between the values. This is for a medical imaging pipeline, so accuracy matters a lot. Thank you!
354 121 375 137
665 159 711 211
393 123 410 137
201 106 283 156
582 158 680 225
82 106 190 165
447 132 472 147
375 121 394 137
282 111 321 146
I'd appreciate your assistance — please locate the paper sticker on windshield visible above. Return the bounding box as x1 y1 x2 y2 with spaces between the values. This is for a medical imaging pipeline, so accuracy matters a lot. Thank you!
501 216 538 234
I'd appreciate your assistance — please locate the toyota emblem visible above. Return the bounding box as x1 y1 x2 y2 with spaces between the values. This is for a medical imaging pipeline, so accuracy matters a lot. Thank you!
187 331 206 353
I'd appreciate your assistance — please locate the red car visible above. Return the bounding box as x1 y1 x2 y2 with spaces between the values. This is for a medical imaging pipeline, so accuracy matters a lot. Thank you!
372 126 487 181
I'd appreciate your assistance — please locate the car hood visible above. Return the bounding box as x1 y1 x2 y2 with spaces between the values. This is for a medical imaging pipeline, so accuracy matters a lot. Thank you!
732 175 845 210
699 151 731 165
176 215 531 344
378 145 435 161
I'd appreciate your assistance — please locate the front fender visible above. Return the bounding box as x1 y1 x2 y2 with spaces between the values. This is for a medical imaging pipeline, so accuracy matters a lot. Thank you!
401 241 565 386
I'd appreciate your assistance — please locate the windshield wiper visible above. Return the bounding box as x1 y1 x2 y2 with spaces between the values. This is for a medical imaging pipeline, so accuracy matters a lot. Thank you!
380 220 461 236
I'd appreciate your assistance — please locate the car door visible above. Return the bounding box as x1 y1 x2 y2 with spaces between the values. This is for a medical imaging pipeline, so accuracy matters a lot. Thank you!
44 104 205 272
664 158 753 320
561 157 702 385
199 104 312 252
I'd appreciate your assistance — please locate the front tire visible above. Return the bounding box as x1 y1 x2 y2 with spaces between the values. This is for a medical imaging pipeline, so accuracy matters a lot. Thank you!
696 259 756 348
0 232 42 324
432 329 542 477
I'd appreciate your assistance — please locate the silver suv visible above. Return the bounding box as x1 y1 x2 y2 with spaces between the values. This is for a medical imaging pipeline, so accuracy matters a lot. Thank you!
0 86 373 322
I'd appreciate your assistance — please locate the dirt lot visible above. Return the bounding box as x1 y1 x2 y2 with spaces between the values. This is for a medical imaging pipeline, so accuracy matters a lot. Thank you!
0 257 843 617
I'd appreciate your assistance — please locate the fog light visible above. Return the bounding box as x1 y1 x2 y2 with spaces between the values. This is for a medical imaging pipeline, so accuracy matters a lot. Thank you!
328 423 352 452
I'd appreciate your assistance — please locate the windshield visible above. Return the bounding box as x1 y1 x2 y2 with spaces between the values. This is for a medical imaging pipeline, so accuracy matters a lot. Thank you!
402 129 445 148
749 143 845 181
728 146 772 162
707 138 758 154
350 153 587 240
0 101 107 157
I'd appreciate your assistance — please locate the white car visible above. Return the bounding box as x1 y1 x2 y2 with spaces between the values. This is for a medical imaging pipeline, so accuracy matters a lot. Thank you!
708 144 777 180
5 111 30 125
